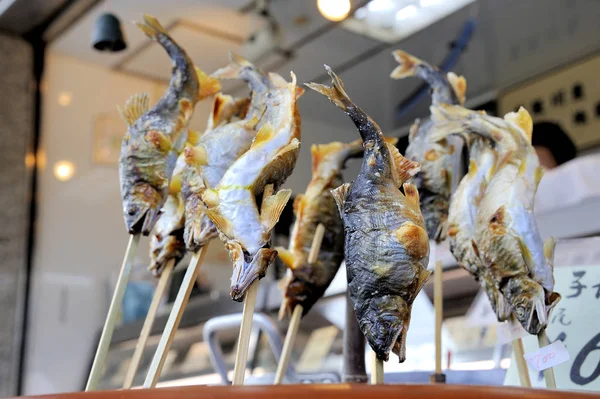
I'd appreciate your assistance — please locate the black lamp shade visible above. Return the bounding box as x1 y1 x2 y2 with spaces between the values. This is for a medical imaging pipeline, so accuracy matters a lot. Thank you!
92 13 127 52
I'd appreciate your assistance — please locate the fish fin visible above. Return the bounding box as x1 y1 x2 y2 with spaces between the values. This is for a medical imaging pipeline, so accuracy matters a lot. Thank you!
183 145 207 166
207 93 231 129
402 183 420 206
204 208 232 237
169 174 182 195
517 158 527 177
534 165 544 188
252 122 276 148
293 193 306 216
384 136 399 146
136 14 168 39
504 106 533 143
145 130 172 152
311 142 342 173
394 221 429 260
390 50 424 79
261 189 292 233
517 236 536 277
275 246 295 269
447 72 467 105
496 291 512 321
196 66 222 100
211 52 252 79
331 183 351 215
305 65 351 111
201 188 220 208
387 143 420 186
187 129 202 145
544 237 556 271
467 158 478 177
118 93 149 126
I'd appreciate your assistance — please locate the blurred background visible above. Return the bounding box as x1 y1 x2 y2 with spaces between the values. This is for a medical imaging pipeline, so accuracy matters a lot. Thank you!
0 0 599 396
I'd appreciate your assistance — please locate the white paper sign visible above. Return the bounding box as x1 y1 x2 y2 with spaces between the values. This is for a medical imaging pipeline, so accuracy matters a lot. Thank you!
524 340 570 371
496 318 528 345
504 263 600 391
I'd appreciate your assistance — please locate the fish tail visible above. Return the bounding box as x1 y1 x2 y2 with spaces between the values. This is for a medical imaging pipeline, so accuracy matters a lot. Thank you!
307 66 383 144
390 50 426 79
136 14 168 39
391 50 464 105
310 138 364 172
305 65 351 111
211 52 253 80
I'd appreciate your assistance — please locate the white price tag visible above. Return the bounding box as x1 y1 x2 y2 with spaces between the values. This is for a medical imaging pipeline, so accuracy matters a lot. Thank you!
496 319 527 345
524 340 570 371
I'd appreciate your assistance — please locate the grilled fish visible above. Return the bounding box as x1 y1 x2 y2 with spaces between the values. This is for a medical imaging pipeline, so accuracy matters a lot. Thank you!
390 50 466 241
201 56 303 301
308 67 430 362
149 153 187 277
276 139 363 319
118 14 220 235
182 92 252 252
430 104 561 333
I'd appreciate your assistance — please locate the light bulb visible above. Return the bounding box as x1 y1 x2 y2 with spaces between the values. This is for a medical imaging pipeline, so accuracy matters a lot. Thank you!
54 161 75 182
317 0 351 22
58 91 72 107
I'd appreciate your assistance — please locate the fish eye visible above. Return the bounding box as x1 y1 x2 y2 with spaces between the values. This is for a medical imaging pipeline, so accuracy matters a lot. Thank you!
127 205 138 216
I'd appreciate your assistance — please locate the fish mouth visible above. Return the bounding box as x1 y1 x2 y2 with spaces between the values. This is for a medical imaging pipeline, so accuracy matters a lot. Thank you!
123 184 163 235
227 242 277 302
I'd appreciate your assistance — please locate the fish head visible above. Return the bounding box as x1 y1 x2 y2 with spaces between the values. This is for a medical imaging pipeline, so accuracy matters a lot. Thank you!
122 182 164 235
227 241 277 301
353 294 410 362
503 276 547 334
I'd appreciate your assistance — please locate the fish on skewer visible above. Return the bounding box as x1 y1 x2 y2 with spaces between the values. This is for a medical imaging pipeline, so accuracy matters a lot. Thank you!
390 50 466 241
276 139 364 319
148 153 187 277
201 56 303 301
430 104 561 333
118 14 220 235
307 67 430 362
182 92 252 252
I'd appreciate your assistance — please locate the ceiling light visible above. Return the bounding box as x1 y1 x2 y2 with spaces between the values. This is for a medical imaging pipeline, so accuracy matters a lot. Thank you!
420 0 442 7
57 91 72 107
54 161 75 182
317 0 351 22
396 4 418 20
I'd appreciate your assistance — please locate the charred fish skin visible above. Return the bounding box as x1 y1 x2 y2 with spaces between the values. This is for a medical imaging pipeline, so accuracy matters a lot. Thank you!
307 67 430 362
276 140 363 319
201 56 303 301
430 104 561 333
182 93 252 252
391 51 466 242
118 14 220 235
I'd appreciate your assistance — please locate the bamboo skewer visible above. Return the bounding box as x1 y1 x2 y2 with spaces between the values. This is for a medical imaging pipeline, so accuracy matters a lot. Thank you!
86 233 141 391
430 260 446 383
537 330 557 389
143 245 209 388
232 184 274 386
510 313 532 388
370 349 384 385
122 258 175 389
273 223 326 384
